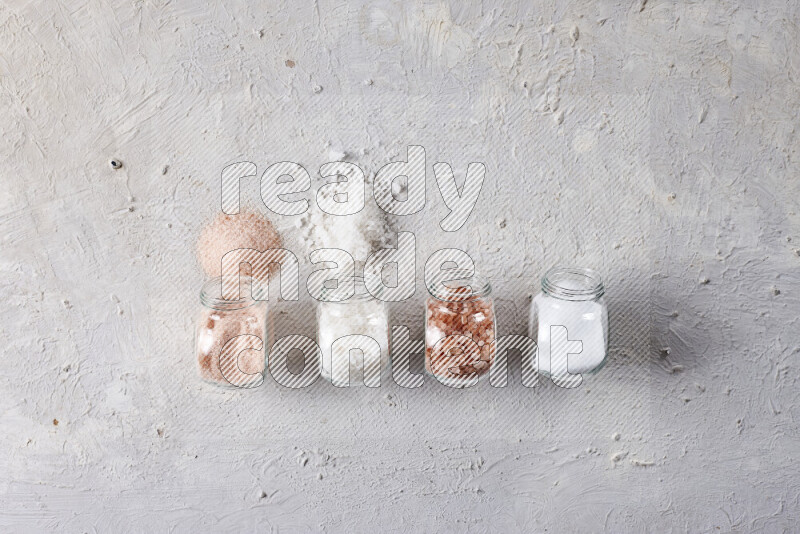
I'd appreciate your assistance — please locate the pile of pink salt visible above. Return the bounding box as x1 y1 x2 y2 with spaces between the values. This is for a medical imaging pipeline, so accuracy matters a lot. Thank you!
196 209 282 278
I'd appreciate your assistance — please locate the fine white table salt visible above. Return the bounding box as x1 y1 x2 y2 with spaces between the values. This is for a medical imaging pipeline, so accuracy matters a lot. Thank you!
531 268 608 376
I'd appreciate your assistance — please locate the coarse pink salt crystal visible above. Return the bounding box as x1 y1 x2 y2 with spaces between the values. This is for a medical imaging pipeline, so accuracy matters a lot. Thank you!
196 306 266 385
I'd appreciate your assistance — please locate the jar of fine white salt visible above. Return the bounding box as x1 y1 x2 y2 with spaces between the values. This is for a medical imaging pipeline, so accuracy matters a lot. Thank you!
529 267 608 378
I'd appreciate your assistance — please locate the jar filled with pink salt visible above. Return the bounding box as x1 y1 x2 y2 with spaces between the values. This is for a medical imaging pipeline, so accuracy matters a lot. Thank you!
424 270 496 387
195 276 267 388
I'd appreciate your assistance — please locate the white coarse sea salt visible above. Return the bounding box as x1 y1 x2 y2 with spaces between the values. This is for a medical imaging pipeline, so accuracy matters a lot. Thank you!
305 173 392 384
301 174 390 264
318 296 389 386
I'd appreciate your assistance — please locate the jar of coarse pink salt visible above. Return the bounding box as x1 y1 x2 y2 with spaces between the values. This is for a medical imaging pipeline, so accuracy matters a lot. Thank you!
195 276 268 388
424 270 496 387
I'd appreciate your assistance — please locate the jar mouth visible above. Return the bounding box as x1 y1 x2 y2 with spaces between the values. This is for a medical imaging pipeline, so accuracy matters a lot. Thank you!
317 275 377 302
200 276 261 310
542 266 604 301
427 269 491 302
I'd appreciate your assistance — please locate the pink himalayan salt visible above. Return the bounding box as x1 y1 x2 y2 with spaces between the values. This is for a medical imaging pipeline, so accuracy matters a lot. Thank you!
196 210 282 278
196 305 266 385
425 296 496 378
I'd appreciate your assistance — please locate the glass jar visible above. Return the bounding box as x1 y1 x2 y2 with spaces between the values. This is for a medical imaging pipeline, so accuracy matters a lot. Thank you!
316 276 389 386
425 270 496 387
530 266 608 376
196 276 268 388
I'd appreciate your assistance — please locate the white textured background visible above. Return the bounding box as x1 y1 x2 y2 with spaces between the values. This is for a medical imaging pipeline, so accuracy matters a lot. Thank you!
1 1 799 532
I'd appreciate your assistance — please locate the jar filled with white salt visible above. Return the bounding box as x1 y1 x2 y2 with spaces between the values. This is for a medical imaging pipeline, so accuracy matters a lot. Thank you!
316 276 389 387
530 267 608 377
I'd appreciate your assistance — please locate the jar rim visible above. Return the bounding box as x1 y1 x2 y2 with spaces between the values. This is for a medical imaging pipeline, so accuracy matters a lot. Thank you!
200 276 261 310
541 266 604 301
427 269 492 302
317 275 380 302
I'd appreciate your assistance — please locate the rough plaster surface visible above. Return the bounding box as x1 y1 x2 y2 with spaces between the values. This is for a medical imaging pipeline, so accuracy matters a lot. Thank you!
1 1 799 532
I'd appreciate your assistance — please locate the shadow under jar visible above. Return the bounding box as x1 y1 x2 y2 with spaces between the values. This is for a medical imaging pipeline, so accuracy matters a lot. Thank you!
425 270 496 387
529 266 608 377
195 276 267 388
